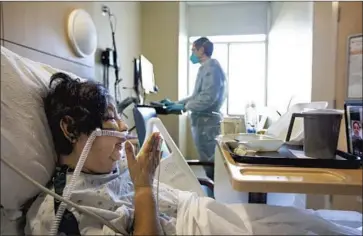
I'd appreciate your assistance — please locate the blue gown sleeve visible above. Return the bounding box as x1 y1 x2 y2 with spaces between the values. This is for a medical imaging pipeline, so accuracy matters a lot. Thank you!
185 64 222 112
177 96 192 105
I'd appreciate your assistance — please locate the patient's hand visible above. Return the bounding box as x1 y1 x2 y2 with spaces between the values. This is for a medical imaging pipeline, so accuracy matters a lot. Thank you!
125 132 162 191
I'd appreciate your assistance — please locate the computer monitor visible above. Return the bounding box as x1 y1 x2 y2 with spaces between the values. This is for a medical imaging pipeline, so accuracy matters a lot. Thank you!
344 99 363 158
139 55 156 94
132 57 142 105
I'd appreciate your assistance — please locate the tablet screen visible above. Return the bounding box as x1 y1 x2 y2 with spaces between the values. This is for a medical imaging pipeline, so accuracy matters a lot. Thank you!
345 102 363 158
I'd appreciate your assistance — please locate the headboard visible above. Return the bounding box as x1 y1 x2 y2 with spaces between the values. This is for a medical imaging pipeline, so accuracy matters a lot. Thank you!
0 2 95 79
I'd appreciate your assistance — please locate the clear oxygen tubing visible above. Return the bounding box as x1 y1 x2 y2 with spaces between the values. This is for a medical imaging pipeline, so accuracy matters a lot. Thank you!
49 129 129 235
155 140 162 219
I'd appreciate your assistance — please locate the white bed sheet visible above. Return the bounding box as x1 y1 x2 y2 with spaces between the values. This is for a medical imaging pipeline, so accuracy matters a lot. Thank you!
176 191 362 235
2 196 362 236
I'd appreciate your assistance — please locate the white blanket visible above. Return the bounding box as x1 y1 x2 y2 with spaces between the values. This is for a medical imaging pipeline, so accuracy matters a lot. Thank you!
176 191 362 235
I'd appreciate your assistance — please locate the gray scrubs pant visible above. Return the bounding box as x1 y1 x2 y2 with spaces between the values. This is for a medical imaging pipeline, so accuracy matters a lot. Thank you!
191 113 221 180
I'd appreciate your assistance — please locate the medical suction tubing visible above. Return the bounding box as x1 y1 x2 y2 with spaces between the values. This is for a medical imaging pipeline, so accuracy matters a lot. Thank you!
49 129 128 235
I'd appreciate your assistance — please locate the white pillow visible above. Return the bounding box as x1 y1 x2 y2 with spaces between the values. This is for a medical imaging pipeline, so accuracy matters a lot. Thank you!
0 46 84 210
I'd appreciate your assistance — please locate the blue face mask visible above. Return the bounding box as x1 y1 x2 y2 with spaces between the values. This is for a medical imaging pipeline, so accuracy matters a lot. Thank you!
190 53 200 64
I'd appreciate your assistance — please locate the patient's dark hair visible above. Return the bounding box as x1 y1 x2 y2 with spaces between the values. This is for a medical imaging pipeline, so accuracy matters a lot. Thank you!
44 72 109 156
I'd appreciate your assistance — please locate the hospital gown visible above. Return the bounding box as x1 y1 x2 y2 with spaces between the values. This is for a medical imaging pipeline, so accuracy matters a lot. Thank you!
24 155 362 235
25 156 179 235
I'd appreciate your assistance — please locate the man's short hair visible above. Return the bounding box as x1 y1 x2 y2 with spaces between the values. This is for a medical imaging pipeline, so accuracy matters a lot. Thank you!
193 37 214 57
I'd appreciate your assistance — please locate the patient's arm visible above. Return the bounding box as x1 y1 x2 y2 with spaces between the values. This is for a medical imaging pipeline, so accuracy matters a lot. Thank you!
125 133 164 235
133 187 163 235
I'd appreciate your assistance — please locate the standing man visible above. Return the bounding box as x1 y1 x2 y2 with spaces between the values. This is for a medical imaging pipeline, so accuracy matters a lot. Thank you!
161 37 226 180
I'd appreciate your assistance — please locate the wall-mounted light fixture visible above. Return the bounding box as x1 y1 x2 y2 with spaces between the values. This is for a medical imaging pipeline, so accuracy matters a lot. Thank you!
67 9 97 58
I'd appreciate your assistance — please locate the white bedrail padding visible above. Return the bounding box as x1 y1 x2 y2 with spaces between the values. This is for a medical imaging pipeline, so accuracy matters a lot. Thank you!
145 118 206 197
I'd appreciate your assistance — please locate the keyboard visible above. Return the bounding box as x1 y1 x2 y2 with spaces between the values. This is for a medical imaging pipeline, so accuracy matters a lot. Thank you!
149 101 165 107
137 103 182 115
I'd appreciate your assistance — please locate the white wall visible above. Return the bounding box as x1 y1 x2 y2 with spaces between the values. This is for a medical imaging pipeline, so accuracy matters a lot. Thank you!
178 2 189 155
267 2 314 112
1 2 141 128
92 2 141 128
311 2 339 108
141 2 182 147
187 2 268 37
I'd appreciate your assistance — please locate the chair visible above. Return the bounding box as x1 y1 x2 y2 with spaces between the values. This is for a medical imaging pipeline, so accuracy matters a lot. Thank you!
133 107 214 197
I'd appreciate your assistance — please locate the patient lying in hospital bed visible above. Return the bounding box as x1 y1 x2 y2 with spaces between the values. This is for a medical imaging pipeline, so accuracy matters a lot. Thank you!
25 72 361 235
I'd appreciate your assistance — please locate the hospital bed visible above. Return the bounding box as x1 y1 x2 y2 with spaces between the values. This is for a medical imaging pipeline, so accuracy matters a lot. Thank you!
1 46 362 235
133 106 214 197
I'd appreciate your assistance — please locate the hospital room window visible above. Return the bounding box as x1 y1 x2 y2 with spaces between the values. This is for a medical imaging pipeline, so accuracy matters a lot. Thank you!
188 35 266 116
